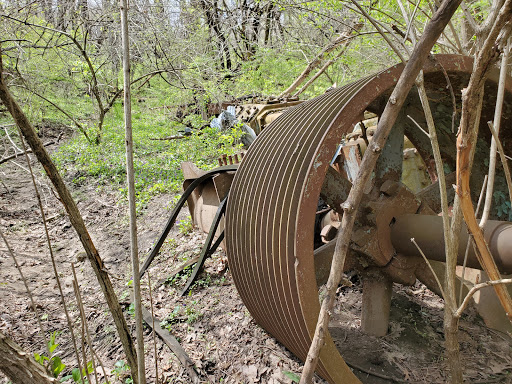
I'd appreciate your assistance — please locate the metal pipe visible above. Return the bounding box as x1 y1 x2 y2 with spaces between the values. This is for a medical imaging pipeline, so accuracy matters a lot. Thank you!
391 214 512 274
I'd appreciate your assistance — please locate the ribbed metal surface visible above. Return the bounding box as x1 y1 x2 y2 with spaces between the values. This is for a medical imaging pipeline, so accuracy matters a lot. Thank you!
225 55 475 383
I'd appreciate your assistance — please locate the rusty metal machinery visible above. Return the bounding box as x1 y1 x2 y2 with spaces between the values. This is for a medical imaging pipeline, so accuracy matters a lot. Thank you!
224 55 512 383
183 98 303 234
230 97 304 134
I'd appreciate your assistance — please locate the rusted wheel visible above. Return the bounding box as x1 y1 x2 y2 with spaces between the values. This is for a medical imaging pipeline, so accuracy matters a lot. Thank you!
225 55 512 383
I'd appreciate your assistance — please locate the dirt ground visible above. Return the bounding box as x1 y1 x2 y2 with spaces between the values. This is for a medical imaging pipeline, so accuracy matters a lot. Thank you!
1 127 512 383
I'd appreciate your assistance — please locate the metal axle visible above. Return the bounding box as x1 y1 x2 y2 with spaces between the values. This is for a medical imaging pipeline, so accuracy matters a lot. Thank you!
390 214 512 273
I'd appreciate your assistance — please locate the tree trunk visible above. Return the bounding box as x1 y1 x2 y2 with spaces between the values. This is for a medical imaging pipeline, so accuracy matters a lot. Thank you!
0 332 57 384
120 0 147 382
0 45 140 384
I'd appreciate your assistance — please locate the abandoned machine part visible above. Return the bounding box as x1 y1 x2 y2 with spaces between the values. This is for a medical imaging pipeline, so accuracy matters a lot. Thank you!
224 55 512 383
183 98 304 235
230 97 304 135
139 164 237 280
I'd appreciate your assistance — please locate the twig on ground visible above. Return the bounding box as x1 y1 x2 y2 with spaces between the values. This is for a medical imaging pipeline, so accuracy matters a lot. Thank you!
345 359 407 383
0 139 56 165
71 263 97 384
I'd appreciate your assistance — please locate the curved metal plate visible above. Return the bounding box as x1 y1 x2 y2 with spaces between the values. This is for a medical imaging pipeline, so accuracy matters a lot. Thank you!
225 55 512 383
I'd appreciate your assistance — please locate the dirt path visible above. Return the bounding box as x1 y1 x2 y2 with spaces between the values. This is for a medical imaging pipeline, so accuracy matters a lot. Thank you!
0 129 310 384
1 128 512 384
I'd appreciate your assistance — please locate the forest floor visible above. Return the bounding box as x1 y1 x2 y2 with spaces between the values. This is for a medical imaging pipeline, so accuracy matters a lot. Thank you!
1 125 512 384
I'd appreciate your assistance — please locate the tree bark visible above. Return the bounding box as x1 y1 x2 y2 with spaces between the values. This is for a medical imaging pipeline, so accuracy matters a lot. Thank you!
120 0 147 382
0 332 57 384
299 1 463 382
0 45 140 384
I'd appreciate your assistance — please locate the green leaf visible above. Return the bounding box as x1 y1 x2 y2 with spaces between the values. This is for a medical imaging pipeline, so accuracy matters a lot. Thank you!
85 360 94 375
60 374 73 382
282 371 301 383
72 368 81 382
52 356 66 377
34 353 49 365
49 343 58 355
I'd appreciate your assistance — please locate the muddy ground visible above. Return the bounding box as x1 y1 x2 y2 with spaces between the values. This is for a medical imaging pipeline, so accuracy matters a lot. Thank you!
1 127 512 383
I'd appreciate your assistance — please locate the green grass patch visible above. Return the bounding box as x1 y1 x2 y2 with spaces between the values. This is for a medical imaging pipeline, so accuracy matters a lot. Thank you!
52 100 243 211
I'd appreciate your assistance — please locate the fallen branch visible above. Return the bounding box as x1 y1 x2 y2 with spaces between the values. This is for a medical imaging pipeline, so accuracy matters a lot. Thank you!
16 126 84 378
149 135 188 141
0 139 58 165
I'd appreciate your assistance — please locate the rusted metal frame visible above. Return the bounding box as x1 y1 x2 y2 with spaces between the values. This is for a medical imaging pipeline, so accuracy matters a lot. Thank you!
362 111 405 336
320 166 353 212
226 54 485 384
374 111 406 185
139 165 237 278
179 197 228 296
226 75 375 384
416 172 456 212
139 305 201 383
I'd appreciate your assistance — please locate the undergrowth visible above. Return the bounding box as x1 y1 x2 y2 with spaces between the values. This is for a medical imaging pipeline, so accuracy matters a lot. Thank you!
51 99 243 211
